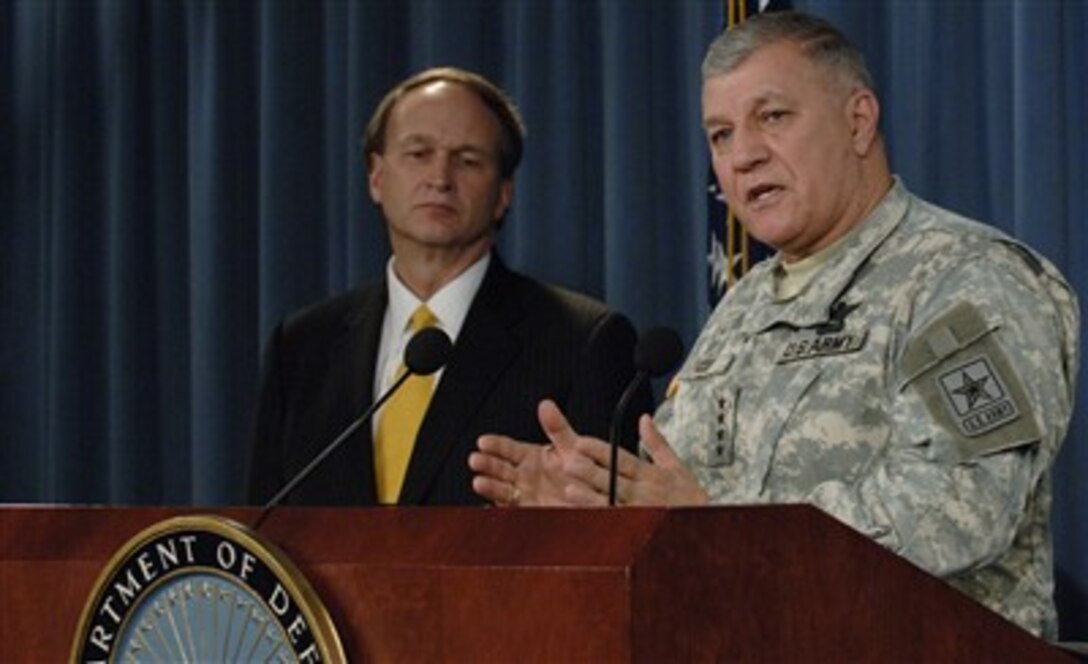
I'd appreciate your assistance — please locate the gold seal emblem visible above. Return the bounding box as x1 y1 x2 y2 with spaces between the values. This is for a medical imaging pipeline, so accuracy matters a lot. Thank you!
70 515 344 663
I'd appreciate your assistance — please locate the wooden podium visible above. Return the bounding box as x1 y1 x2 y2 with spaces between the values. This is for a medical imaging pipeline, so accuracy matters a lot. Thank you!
0 505 1070 662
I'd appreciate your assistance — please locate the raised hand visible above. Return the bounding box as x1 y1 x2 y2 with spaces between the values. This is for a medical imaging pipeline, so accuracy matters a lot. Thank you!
471 400 708 507
561 414 709 506
470 400 585 506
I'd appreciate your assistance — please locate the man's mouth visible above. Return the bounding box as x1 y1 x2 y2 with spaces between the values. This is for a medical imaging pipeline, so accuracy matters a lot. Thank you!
746 183 783 205
417 201 457 214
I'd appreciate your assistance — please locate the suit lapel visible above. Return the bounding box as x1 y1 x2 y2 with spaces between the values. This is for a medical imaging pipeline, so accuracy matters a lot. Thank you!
321 283 385 504
398 258 522 505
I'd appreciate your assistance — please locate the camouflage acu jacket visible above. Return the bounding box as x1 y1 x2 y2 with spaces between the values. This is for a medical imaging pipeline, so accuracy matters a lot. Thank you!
656 179 1079 638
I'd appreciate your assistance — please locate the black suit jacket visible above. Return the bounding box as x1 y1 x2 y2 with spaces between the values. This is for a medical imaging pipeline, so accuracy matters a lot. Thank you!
246 255 653 506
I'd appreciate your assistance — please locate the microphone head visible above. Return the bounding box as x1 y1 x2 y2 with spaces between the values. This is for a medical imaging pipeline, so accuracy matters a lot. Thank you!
404 327 453 376
634 327 684 378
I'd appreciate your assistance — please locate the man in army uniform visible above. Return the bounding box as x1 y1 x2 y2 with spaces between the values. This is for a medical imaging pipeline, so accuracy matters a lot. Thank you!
468 11 1079 639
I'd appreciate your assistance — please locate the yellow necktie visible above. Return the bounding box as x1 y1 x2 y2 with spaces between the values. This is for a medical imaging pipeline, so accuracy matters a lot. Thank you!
374 305 439 504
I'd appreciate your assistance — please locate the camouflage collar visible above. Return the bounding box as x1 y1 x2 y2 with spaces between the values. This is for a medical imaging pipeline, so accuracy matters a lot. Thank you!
746 177 911 334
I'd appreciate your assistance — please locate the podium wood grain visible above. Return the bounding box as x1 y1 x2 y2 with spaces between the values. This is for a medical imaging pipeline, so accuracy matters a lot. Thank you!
0 505 1070 662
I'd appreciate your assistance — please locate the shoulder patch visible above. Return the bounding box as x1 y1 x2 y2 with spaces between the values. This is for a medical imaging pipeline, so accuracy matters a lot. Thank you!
901 303 1041 459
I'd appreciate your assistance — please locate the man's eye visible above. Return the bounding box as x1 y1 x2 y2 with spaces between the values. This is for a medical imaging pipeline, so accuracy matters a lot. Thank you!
708 128 732 147
762 109 788 124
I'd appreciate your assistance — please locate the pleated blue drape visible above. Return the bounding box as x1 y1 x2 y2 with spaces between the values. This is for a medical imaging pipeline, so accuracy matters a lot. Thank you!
2 0 1085 640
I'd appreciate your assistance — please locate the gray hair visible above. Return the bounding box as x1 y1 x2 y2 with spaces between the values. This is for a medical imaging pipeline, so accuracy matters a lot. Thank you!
702 11 874 93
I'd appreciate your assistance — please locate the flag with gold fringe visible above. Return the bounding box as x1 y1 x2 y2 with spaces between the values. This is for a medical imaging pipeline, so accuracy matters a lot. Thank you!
706 0 790 306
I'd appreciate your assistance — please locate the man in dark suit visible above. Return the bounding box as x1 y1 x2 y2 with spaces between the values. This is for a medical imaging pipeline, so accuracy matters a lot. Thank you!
246 67 650 506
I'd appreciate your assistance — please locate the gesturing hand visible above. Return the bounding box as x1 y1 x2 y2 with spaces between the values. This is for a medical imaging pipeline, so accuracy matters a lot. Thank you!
469 400 583 506
470 400 708 507
559 413 709 506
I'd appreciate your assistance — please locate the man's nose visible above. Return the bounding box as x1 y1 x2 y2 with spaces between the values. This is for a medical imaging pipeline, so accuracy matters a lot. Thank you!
729 127 770 173
426 152 455 190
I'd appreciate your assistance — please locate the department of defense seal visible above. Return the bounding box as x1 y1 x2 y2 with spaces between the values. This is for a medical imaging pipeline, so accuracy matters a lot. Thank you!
70 515 345 663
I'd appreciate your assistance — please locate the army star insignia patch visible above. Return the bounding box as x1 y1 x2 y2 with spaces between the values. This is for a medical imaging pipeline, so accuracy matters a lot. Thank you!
938 355 1019 436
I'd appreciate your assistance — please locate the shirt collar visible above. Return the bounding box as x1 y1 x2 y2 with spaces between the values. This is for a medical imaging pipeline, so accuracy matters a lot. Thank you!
385 252 491 343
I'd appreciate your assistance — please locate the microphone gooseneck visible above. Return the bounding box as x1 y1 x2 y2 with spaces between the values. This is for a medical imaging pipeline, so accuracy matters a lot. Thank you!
608 327 684 506
253 326 453 530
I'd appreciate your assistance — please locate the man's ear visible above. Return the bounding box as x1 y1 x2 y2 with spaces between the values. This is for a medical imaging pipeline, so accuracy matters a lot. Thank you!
847 88 881 156
367 154 385 204
493 178 514 222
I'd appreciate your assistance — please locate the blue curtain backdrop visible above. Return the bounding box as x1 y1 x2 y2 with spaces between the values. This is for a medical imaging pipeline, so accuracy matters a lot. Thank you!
2 0 1085 639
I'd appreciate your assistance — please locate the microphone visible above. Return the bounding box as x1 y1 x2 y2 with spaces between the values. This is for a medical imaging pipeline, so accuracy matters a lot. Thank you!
608 327 684 506
253 326 453 529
